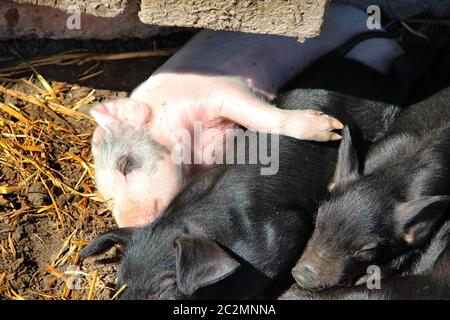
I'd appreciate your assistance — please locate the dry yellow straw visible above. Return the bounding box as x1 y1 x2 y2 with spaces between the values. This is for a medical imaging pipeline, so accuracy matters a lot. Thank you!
87 271 98 300
0 49 177 77
111 284 128 300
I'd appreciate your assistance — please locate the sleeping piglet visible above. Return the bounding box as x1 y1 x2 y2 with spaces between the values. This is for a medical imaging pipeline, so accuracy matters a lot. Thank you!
292 86 450 291
282 220 450 299
79 31 415 299
89 2 404 227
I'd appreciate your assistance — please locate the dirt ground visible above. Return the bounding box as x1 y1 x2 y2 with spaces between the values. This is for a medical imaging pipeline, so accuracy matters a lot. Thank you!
0 19 449 300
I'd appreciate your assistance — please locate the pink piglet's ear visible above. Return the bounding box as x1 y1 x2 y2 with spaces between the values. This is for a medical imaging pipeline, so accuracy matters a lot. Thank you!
91 126 104 156
90 98 153 130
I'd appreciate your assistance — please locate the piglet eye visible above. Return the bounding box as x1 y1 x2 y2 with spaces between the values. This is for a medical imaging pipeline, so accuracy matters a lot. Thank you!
117 155 141 176
352 243 378 261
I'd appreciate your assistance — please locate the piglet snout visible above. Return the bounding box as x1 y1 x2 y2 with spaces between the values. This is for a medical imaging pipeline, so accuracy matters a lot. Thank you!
115 199 162 227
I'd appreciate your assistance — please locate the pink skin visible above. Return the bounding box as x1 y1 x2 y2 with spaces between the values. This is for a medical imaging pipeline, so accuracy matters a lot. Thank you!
91 2 404 227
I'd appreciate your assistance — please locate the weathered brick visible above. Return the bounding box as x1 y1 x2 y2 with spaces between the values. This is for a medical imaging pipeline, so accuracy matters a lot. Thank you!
139 0 329 41
11 0 130 17
0 0 329 40
0 0 165 40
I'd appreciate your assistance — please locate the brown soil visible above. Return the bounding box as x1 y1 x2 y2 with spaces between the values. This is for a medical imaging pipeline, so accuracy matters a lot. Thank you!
0 81 123 300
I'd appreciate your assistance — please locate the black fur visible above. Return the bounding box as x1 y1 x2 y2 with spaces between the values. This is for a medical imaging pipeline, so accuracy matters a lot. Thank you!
81 41 424 299
293 86 450 292
282 220 450 300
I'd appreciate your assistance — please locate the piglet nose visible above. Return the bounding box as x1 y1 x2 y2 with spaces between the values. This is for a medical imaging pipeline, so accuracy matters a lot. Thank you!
292 264 318 290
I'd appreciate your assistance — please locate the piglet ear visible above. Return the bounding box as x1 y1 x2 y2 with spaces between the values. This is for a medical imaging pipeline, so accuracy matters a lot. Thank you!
91 126 104 156
175 235 240 296
331 126 360 189
395 196 450 246
80 228 135 258
90 98 152 130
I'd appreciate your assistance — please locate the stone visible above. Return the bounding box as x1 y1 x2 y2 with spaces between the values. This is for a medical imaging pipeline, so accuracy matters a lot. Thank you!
0 0 166 40
139 0 329 41
11 0 131 17
1 0 329 41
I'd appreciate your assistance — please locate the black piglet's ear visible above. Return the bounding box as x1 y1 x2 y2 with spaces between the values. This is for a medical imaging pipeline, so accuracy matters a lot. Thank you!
80 228 135 258
175 235 240 296
395 195 450 246
330 126 360 189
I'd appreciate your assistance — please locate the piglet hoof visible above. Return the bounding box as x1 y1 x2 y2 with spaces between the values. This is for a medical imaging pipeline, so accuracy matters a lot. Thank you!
285 109 344 142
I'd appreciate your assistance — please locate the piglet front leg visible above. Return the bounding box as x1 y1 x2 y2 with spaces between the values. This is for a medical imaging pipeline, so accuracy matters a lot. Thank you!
217 82 343 141
281 109 344 141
